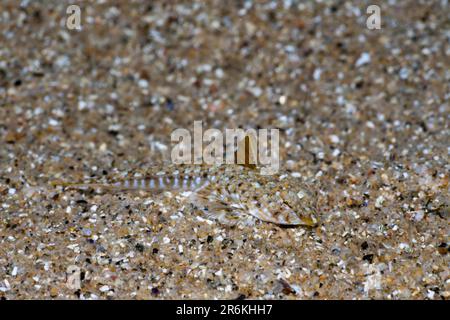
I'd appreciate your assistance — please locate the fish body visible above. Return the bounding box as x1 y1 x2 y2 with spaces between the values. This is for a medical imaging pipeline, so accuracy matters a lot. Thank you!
55 164 319 227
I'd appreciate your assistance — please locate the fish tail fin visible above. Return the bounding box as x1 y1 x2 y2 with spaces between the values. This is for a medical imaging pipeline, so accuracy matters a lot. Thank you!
49 180 112 191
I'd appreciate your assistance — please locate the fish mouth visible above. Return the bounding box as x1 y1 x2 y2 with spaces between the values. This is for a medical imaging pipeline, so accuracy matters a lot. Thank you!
298 214 319 227
283 202 319 227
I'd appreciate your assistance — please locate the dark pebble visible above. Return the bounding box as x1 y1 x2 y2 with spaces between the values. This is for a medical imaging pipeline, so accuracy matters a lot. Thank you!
362 254 374 263
361 241 369 250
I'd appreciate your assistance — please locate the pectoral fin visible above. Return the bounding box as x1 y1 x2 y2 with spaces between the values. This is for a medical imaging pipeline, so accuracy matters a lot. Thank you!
189 187 243 225
234 134 258 169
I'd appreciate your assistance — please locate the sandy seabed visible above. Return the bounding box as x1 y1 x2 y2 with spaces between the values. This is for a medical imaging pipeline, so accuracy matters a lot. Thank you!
0 1 448 299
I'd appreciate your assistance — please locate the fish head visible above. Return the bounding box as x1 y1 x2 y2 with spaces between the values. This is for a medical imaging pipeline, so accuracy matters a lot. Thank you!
276 180 319 227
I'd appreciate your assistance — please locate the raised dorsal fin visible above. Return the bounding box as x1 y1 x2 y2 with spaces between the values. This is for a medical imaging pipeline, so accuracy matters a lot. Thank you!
234 133 258 169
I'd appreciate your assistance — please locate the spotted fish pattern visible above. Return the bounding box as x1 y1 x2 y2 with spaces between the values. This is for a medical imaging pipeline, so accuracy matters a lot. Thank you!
55 164 319 227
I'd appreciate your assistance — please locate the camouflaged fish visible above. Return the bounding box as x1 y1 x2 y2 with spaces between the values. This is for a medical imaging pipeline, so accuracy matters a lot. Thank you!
53 163 319 227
